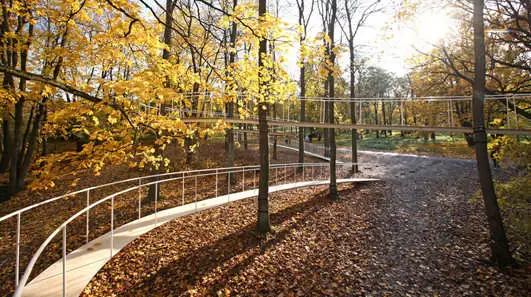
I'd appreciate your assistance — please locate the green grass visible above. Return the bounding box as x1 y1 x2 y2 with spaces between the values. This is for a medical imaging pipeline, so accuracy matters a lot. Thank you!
309 131 475 158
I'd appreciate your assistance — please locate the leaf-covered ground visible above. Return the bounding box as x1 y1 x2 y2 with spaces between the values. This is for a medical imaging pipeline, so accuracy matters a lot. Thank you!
0 140 323 296
82 152 529 296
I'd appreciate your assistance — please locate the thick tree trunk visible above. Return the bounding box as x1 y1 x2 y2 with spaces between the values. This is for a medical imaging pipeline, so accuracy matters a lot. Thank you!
257 0 270 233
472 0 513 268
328 0 338 200
8 98 24 196
0 120 9 172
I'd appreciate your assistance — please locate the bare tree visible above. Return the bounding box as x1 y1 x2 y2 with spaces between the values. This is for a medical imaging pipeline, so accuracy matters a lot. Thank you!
295 0 315 167
340 0 381 172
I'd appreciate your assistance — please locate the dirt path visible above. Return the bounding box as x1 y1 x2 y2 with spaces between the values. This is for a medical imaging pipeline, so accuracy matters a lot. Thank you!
80 151 528 296
344 151 528 296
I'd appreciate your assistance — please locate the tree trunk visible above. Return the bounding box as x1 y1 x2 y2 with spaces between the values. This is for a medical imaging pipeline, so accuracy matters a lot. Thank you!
244 124 248 150
349 55 358 173
472 0 513 268
0 120 9 172
382 100 387 137
328 0 338 200
323 79 329 157
298 64 305 166
257 0 270 233
374 102 379 138
225 0 238 168
8 98 24 196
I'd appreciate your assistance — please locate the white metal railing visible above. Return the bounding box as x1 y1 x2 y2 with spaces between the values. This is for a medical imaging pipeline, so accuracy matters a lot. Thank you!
11 162 357 297
0 164 267 291
139 93 531 131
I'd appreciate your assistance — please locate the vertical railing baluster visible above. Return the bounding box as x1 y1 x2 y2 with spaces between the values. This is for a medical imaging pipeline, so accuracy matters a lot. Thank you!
253 169 256 188
513 97 518 129
62 226 67 297
86 191 90 244
138 179 142 219
215 169 218 197
110 196 114 259
155 183 158 226
182 173 185 206
275 167 278 185
194 176 198 210
15 213 20 286
506 97 511 129
242 168 245 191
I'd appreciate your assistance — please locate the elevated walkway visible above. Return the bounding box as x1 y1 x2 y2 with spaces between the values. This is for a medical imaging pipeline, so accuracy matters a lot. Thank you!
22 178 378 297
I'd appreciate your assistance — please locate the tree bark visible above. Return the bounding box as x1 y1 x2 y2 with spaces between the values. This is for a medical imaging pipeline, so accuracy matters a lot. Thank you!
298 65 305 166
0 120 9 172
349 61 358 172
472 0 513 268
225 0 238 168
257 0 270 233
328 0 338 200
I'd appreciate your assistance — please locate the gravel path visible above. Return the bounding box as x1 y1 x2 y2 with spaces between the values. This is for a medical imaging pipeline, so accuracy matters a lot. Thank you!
80 150 529 296
341 151 528 296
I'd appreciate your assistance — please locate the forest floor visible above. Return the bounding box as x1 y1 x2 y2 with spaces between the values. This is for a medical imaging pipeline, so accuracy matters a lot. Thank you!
0 141 325 296
80 150 529 296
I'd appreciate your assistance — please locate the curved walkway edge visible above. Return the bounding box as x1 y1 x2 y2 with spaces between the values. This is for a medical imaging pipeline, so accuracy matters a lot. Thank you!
22 178 378 297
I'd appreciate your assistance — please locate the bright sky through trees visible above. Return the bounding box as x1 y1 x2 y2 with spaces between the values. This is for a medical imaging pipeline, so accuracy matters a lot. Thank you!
277 0 459 77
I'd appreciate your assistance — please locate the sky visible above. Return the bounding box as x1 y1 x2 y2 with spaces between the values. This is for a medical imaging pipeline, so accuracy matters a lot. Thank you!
141 0 459 79
276 0 459 78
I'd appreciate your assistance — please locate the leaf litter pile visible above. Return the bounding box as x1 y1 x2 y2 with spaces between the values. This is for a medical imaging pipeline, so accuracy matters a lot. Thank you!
82 151 529 297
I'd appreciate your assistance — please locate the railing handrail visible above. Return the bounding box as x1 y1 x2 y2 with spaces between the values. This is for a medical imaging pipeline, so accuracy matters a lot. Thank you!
139 91 531 102
13 162 356 297
0 162 326 223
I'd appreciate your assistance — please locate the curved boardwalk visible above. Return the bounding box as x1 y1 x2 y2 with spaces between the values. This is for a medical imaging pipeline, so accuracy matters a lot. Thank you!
21 178 377 297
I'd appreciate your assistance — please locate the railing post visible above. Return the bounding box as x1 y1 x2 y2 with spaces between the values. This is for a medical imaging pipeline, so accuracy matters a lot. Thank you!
16 213 20 286
513 96 518 129
253 169 256 188
242 168 245 191
275 167 278 185
110 196 114 259
86 190 90 244
182 173 185 206
359 101 363 124
227 172 230 194
138 179 142 219
447 101 451 127
62 226 67 297
215 169 218 197
506 96 511 128
195 176 198 211
155 183 158 226
302 164 305 181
